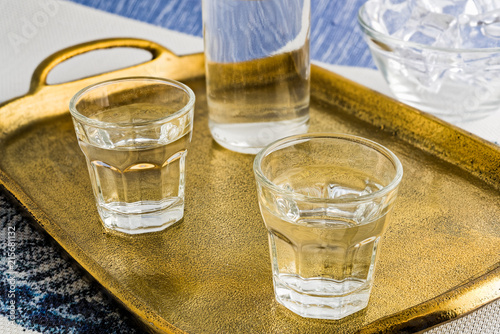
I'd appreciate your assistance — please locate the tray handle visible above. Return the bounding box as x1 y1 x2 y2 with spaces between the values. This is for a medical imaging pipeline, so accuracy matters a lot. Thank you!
28 38 171 93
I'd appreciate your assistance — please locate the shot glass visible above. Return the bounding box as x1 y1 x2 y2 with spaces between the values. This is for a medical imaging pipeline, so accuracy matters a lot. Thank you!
253 133 403 319
69 77 195 234
202 0 310 154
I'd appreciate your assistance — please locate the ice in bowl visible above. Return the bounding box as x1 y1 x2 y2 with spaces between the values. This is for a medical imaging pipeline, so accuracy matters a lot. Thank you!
358 0 500 122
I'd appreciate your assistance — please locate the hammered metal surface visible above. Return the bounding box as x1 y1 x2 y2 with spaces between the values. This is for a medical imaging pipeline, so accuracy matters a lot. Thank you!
0 39 499 333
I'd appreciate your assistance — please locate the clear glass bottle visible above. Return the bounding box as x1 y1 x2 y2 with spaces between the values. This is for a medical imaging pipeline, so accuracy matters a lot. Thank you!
203 0 311 154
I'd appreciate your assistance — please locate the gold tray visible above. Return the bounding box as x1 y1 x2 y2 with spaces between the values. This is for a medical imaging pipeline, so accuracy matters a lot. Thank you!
1 38 499 334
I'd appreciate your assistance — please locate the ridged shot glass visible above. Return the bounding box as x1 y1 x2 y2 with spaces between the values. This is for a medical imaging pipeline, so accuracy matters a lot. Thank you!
69 77 195 234
253 133 403 319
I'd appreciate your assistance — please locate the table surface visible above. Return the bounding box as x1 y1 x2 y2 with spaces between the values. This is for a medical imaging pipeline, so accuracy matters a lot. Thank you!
0 0 498 333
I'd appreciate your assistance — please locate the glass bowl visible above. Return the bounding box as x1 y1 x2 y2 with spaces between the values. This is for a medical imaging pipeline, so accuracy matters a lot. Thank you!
358 1 500 123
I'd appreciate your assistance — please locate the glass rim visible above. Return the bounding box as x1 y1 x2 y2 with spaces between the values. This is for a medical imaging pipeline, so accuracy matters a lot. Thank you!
69 76 195 128
253 133 404 204
357 2 500 54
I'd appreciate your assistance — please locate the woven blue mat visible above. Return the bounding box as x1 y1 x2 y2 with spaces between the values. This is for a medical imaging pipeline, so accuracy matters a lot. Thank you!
0 0 372 333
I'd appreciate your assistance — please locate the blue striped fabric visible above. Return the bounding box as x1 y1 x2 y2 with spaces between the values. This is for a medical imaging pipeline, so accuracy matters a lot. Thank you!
310 0 374 66
69 0 375 67
0 1 374 333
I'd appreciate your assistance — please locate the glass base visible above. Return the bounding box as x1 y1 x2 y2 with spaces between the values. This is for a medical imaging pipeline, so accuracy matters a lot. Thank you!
209 117 309 155
274 274 371 320
97 199 184 235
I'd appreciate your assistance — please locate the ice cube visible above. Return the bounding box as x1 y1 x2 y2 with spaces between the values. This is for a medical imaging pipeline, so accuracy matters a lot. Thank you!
419 0 470 16
473 0 500 13
396 6 458 47
481 23 500 38
327 184 359 199
456 9 500 47
275 196 299 221
382 8 412 34
361 0 414 35
380 0 414 35
478 9 500 38
432 13 462 48
422 11 457 30
392 44 451 93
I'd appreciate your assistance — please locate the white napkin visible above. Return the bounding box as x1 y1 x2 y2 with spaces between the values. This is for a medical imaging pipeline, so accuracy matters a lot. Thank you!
0 0 203 102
